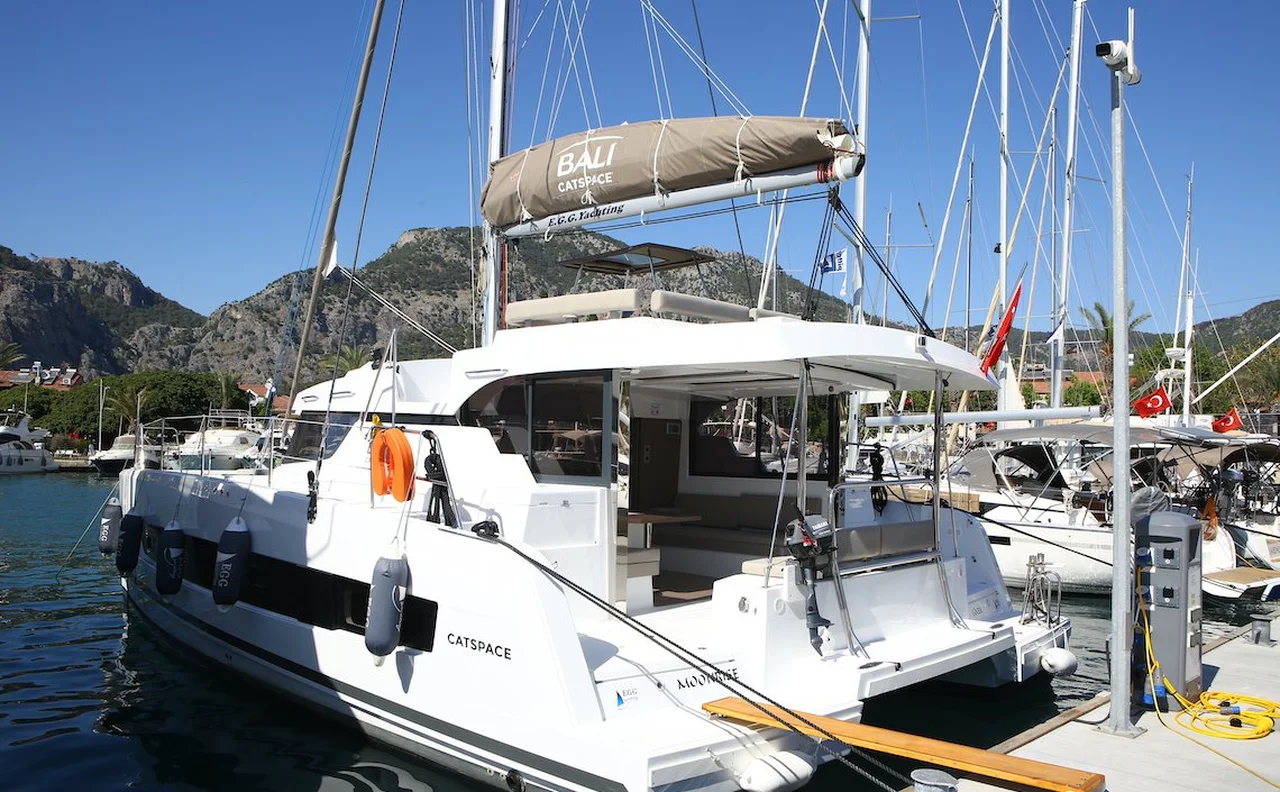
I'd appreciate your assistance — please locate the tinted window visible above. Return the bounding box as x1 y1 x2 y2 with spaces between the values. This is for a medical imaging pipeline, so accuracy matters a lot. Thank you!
530 375 606 478
461 379 529 457
285 412 358 460
689 397 832 478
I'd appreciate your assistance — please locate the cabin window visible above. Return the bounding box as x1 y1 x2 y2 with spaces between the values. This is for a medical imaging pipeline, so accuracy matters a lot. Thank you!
461 379 530 457
530 374 607 479
689 397 833 478
285 412 358 460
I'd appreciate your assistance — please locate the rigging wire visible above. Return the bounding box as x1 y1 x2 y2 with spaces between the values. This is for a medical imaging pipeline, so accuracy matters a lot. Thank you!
271 0 375 393
689 0 753 305
638 0 666 120
315 0 408 476
832 197 934 336
462 0 481 347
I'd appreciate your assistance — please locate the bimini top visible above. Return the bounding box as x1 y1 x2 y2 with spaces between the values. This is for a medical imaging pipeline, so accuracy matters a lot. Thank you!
480 116 857 229
449 316 992 404
558 243 714 275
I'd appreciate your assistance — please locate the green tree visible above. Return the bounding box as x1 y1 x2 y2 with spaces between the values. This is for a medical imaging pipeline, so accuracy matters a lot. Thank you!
217 372 241 409
318 345 371 376
1080 300 1152 388
0 342 25 370
1063 377 1103 407
105 383 150 430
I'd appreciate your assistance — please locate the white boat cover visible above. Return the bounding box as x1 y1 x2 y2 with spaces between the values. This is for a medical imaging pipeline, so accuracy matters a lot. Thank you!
480 116 857 228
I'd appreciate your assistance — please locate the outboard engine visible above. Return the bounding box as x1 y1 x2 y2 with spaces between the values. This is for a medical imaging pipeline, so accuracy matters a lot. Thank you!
784 507 836 655
212 517 251 609
155 519 186 595
365 555 409 663
115 512 145 576
99 497 123 556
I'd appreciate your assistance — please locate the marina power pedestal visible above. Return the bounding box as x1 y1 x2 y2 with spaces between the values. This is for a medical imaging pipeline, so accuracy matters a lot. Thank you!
1134 511 1203 711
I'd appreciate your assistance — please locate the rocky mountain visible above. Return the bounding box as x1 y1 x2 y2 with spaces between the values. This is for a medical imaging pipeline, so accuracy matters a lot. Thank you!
6 227 1274 389
0 245 204 374
0 229 849 386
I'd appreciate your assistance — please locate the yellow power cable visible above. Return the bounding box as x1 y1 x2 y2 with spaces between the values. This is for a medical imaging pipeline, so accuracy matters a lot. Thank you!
1136 581 1280 788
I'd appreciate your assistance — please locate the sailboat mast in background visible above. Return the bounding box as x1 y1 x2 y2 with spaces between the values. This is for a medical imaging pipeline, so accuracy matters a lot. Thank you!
1051 0 1086 409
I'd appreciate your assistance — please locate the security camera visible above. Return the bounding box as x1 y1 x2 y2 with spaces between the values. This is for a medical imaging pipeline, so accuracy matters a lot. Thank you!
1095 40 1129 69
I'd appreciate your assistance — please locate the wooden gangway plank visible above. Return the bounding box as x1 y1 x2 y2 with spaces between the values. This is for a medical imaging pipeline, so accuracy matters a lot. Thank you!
702 697 1105 792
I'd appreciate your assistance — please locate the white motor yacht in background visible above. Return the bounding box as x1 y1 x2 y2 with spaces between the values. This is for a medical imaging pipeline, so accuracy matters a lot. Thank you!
91 433 160 477
0 412 58 475
166 411 265 471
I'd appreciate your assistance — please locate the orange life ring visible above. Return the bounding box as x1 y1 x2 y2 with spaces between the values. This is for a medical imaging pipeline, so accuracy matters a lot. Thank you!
371 428 415 503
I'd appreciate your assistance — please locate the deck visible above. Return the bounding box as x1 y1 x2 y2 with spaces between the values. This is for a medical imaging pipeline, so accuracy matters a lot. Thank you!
946 619 1280 792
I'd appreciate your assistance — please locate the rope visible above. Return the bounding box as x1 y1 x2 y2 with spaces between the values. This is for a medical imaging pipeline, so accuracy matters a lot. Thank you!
483 531 907 791
54 483 120 583
1137 585 1280 787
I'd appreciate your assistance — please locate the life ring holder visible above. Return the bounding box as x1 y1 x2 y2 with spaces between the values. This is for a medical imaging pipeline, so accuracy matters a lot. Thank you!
371 427 415 503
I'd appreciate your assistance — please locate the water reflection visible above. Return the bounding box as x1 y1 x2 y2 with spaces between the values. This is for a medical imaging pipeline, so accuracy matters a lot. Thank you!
94 613 470 792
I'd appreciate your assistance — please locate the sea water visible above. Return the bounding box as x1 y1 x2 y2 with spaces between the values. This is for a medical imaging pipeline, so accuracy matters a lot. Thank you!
0 473 1267 791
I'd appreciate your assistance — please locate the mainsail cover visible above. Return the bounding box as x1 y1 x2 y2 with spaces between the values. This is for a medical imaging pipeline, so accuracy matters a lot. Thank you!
480 116 857 229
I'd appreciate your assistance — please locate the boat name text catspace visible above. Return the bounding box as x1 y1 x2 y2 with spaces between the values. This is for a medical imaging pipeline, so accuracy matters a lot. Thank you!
446 632 512 660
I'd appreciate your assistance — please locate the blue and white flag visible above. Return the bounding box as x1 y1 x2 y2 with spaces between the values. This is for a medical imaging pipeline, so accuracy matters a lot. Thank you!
821 248 848 275
1044 321 1065 346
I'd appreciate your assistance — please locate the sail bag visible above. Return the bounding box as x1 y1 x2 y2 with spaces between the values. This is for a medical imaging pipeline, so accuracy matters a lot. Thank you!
480 116 857 229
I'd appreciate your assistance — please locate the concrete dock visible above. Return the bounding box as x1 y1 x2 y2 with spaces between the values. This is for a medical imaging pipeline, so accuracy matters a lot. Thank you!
953 620 1280 792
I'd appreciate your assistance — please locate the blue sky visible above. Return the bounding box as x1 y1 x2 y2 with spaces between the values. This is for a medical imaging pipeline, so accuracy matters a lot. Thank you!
4 1 1278 345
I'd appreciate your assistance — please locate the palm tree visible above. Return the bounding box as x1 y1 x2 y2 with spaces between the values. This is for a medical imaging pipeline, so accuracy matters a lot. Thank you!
105 384 151 431
318 345 371 376
1079 300 1152 384
217 373 240 409
0 342 25 370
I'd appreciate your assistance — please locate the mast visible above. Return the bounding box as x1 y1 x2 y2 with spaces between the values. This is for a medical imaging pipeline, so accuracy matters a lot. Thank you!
851 0 870 328
287 0 387 407
1051 0 1085 408
845 0 870 469
1179 167 1195 426
481 0 511 345
997 0 1010 410
966 154 974 352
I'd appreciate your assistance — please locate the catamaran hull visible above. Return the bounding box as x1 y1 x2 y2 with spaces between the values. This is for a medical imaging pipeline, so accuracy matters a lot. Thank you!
123 557 805 792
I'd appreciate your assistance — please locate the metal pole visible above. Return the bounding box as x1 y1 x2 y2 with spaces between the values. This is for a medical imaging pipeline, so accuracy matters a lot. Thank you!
997 0 1009 410
97 381 104 452
966 154 973 352
1180 169 1195 426
481 0 511 345
1053 0 1085 409
1105 58 1141 739
845 0 870 471
287 0 387 406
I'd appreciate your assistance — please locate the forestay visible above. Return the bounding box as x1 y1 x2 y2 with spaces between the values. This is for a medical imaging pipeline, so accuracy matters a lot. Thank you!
480 116 859 229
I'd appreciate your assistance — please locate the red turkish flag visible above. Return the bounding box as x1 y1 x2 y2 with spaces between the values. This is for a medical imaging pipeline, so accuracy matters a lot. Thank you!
1133 386 1172 418
980 280 1023 375
1212 407 1244 433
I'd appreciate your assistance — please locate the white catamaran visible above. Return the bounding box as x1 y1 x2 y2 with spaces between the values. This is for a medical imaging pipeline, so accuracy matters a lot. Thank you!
111 3 1075 790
